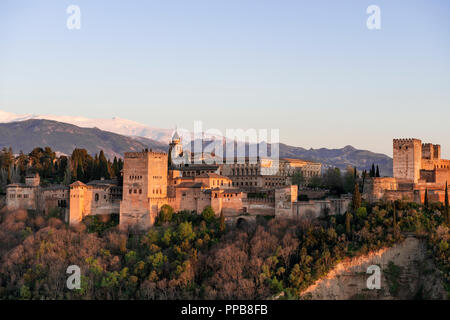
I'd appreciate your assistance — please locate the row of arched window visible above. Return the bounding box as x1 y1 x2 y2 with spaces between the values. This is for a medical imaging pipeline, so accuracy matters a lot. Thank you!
128 189 142 194
233 181 257 186
232 168 258 176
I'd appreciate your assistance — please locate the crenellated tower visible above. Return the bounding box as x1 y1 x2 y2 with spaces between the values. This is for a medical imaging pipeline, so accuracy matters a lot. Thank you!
393 138 422 183
120 150 168 231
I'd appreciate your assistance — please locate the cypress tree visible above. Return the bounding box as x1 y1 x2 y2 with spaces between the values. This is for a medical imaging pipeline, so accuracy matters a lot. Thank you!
445 181 449 224
98 150 110 179
393 201 397 229
76 163 84 182
362 170 367 191
112 157 119 177
424 189 429 209
7 166 11 185
345 212 352 237
63 161 72 185
376 165 380 177
371 164 375 177
93 154 100 180
352 182 361 212
168 147 172 167
219 212 226 233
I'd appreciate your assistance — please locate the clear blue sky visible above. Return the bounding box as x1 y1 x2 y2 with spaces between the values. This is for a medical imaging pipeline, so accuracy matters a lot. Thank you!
0 0 449 157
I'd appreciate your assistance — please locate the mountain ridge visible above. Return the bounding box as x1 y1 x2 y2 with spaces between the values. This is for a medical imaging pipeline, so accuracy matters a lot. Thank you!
0 119 167 159
0 113 393 175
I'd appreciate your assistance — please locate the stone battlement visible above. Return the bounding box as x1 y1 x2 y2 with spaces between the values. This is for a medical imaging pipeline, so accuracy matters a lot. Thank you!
393 138 421 146
365 138 450 203
124 150 167 158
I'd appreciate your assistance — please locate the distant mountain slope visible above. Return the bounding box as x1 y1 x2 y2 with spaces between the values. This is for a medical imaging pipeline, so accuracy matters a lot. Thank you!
0 117 393 175
186 140 393 176
0 110 173 143
278 143 393 176
0 119 167 159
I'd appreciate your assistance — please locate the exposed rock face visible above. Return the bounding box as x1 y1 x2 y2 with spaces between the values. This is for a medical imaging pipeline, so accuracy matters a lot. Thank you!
300 236 447 300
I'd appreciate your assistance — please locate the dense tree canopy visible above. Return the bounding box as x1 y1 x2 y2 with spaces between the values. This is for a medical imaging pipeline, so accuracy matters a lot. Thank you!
0 146 123 191
0 197 447 300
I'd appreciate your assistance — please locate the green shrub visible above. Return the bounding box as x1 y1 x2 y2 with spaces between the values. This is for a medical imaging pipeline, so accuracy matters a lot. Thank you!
201 206 215 222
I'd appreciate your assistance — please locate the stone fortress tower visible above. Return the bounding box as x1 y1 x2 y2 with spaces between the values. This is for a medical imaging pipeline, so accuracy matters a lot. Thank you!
393 138 423 183
393 138 450 184
365 138 450 203
119 150 168 231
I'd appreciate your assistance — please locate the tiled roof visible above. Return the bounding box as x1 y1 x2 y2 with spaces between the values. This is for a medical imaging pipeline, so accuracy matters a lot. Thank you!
177 164 219 171
70 181 87 187
42 185 69 190
196 173 228 179
175 182 206 188
87 179 118 186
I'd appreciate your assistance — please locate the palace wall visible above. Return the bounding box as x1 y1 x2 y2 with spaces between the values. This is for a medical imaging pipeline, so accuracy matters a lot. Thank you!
6 185 37 211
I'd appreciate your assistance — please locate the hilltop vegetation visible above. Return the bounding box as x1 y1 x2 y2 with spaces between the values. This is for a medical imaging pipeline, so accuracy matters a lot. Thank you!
0 146 123 193
0 193 447 299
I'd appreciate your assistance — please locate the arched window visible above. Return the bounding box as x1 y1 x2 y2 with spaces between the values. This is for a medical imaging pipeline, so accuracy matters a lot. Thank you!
95 193 99 201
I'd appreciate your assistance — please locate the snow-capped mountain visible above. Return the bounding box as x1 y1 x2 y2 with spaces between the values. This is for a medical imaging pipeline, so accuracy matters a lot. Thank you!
0 110 393 175
0 110 173 143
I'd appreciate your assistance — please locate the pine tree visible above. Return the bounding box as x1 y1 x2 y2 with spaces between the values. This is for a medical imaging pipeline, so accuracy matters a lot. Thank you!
445 181 449 224
424 189 429 209
376 165 380 177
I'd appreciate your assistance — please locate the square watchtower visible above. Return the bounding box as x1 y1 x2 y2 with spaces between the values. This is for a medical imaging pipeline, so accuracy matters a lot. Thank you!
393 138 422 183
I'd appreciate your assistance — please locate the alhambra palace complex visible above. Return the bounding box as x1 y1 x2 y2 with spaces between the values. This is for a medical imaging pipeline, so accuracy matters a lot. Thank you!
5 137 450 231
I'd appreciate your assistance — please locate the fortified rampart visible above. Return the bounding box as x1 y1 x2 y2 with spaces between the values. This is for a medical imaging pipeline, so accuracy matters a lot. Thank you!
365 138 450 204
